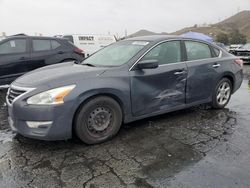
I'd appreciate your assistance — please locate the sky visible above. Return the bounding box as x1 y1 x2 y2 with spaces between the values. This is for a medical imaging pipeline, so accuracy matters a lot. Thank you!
0 0 250 37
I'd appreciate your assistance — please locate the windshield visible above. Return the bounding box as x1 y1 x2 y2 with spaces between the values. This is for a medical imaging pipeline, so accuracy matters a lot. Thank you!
82 40 149 67
243 43 250 49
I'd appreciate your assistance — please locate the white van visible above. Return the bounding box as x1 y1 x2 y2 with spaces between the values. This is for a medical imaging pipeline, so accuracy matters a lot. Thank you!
63 34 116 57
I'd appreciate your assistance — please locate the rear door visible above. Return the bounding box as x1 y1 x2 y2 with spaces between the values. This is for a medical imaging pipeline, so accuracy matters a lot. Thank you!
184 40 221 103
28 38 63 72
0 38 29 84
130 40 187 116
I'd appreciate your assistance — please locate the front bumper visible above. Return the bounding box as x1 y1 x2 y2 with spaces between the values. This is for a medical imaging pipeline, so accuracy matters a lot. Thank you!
238 56 250 62
7 99 75 141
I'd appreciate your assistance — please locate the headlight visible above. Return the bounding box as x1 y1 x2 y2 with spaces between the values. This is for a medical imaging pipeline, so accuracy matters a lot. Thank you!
27 85 75 105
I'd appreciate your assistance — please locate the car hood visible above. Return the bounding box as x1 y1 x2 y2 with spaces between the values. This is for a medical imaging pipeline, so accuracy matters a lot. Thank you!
13 62 107 87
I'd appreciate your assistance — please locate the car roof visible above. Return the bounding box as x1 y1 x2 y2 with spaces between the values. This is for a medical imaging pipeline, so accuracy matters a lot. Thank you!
5 36 64 40
125 35 181 42
125 35 215 45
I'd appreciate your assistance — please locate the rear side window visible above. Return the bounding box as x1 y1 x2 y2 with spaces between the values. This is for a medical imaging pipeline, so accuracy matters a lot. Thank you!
213 47 221 57
33 40 51 51
141 41 181 65
51 40 61 49
32 39 61 51
63 35 74 43
185 41 212 61
0 39 26 54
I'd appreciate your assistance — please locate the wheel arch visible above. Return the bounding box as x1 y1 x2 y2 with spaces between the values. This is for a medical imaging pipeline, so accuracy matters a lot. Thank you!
72 89 128 136
217 72 235 92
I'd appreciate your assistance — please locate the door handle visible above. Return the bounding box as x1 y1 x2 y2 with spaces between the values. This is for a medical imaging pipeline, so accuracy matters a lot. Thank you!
174 71 185 75
58 51 64 54
212 63 221 68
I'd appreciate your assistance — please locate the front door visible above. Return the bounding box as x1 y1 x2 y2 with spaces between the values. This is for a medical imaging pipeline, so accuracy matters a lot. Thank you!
0 38 29 85
130 40 187 116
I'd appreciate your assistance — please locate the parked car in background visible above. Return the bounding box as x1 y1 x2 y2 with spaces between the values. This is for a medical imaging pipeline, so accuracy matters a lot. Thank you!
0 36 84 88
229 44 243 51
63 34 116 57
7 35 243 144
229 43 250 63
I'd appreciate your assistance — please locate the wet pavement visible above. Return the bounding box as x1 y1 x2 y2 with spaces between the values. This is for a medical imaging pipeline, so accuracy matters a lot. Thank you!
0 65 250 188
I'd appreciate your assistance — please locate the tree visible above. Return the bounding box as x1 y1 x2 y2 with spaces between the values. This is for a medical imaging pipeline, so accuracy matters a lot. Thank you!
216 33 229 45
229 29 247 44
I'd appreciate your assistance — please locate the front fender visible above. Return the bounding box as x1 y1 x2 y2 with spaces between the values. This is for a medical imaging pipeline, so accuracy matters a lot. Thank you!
78 88 130 113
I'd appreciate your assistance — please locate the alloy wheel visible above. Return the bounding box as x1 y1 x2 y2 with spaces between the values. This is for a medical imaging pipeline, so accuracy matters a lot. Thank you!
216 81 231 106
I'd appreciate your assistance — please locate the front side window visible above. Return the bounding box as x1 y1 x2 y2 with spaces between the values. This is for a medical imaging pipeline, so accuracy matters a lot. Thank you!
141 41 181 65
82 40 148 67
0 39 26 54
185 41 212 61
33 40 51 51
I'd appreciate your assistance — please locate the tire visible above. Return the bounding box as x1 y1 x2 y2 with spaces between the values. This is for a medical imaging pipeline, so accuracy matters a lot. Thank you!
74 96 122 144
212 78 232 109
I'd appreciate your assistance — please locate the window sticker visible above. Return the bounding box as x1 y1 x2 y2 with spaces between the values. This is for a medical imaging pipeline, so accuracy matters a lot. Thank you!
132 41 149 46
10 41 16 47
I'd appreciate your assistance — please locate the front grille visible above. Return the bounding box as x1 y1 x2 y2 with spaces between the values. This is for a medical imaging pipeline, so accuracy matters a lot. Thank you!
237 51 250 57
7 87 27 104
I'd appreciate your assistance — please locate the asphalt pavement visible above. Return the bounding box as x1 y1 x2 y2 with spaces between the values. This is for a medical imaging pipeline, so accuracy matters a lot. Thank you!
0 65 250 188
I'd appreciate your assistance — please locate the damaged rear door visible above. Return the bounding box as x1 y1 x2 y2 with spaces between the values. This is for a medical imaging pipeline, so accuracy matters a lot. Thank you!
130 40 187 116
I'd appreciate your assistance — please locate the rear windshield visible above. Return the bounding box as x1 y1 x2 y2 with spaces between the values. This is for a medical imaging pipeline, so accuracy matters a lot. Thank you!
82 40 149 67
63 35 74 44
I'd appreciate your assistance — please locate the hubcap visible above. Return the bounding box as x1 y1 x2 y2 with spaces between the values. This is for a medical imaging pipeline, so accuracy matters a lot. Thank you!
87 107 112 134
217 82 231 106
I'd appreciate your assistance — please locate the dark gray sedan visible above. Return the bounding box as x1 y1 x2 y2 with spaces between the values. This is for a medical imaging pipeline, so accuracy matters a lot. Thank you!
6 35 243 144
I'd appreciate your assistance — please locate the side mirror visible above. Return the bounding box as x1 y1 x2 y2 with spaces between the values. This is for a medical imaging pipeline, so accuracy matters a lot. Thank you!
136 59 159 70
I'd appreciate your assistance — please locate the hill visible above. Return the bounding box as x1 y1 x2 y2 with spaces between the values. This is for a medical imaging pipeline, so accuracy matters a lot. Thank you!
127 30 157 38
127 29 169 38
172 10 250 41
128 11 250 41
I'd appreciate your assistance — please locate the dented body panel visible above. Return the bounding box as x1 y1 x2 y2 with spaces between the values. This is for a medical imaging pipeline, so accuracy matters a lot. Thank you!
130 63 187 116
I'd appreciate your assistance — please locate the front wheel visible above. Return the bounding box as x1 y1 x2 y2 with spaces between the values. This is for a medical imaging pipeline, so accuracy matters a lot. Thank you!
212 78 232 109
74 96 122 144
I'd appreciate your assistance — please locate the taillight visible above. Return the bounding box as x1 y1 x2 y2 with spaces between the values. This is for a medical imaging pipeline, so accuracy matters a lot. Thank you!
234 59 243 69
74 48 84 55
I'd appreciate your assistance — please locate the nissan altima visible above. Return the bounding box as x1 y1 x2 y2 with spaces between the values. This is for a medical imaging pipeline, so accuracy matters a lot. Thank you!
6 35 243 144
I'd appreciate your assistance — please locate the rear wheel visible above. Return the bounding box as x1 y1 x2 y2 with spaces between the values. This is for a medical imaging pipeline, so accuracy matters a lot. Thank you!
74 96 122 144
212 78 232 109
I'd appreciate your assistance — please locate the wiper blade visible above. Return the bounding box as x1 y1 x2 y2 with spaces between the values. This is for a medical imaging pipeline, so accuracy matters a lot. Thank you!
81 63 96 67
